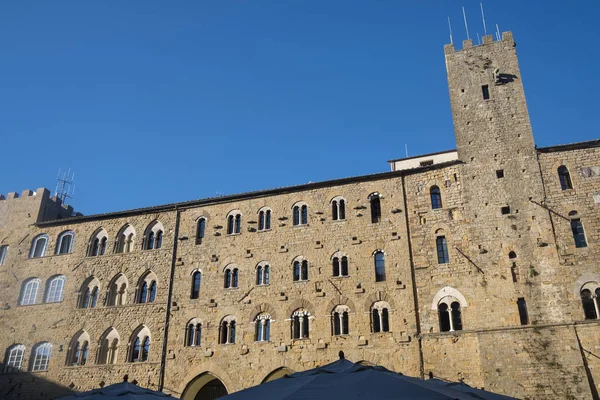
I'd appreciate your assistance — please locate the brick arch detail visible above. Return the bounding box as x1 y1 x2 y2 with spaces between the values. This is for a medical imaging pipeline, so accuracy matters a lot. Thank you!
363 291 396 313
325 295 356 314
286 299 316 316
178 363 236 397
248 303 278 322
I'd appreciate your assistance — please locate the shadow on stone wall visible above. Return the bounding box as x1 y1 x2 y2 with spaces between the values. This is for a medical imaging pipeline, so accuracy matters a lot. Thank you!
0 363 74 400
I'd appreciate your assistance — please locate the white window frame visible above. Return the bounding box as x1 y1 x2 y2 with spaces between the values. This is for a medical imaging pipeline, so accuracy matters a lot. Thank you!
29 234 49 258
20 278 41 306
5 344 25 372
56 231 75 255
254 313 271 342
31 342 52 372
330 196 347 221
45 275 66 303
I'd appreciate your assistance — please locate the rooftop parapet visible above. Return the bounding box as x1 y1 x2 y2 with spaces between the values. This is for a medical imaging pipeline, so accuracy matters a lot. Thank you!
0 187 77 222
444 31 514 54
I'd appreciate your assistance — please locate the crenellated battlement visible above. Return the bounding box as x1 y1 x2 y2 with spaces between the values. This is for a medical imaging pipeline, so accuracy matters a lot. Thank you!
0 187 77 226
444 31 514 54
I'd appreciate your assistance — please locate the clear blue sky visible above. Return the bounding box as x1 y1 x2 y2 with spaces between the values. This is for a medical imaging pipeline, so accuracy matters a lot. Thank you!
1 1 598 215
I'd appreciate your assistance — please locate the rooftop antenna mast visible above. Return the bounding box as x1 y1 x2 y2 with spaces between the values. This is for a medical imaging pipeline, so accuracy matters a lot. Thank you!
462 6 470 40
447 16 454 45
495 24 501 41
480 3 488 36
55 168 75 204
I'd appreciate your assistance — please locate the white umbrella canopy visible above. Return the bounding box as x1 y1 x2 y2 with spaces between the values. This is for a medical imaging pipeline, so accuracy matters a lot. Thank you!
57 378 174 400
221 354 517 400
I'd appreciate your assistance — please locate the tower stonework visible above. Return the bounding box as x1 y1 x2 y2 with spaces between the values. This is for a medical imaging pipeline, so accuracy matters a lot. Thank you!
2 32 600 400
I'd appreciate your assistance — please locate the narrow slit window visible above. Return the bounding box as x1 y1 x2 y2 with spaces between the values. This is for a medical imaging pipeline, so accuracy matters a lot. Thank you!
482 85 490 100
517 297 529 325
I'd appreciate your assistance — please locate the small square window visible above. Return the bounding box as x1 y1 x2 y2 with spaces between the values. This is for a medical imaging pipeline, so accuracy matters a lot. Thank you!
482 85 490 100
496 170 504 178
501 206 511 215
420 160 434 167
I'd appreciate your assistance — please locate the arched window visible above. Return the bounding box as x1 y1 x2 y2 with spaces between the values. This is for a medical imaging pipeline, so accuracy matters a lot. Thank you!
331 197 346 221
4 344 26 372
293 258 309 282
224 265 239 289
558 165 573 190
438 297 463 332
580 283 600 320
79 277 100 309
332 254 349 277
129 326 151 362
219 316 237 344
45 275 66 303
88 228 108 256
291 309 310 339
56 231 75 255
430 186 443 209
191 271 201 299
137 272 157 304
30 342 52 371
436 233 450 264
67 331 90 366
29 234 49 258
196 217 207 244
256 262 270 286
227 211 242 235
332 305 350 336
371 301 390 333
19 278 40 305
292 203 308 226
114 224 136 253
368 193 382 223
185 318 202 347
97 328 120 365
373 250 385 282
254 313 271 342
106 274 128 306
258 208 272 231
143 221 164 250
569 211 587 248
0 244 8 265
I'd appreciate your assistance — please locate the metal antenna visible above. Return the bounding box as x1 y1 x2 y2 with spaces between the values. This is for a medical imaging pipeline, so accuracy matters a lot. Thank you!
447 17 454 44
496 24 501 41
462 7 470 40
476 33 481 45
405 144 409 158
480 3 488 36
55 168 75 204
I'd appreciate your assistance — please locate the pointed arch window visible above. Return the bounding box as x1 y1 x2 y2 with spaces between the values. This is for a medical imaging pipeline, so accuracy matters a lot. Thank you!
88 229 108 256
256 262 270 286
569 211 587 248
291 309 310 339
258 208 272 231
185 319 202 346
45 275 66 303
224 266 239 289
369 193 382 223
97 329 119 365
29 234 49 258
19 278 40 305
196 217 207 244
332 305 350 336
115 224 136 253
254 314 271 342
430 186 443 209
558 165 573 190
191 271 201 299
371 301 390 333
219 316 237 344
143 221 164 250
79 277 99 309
331 197 346 221
56 231 75 255
293 259 309 282
5 344 25 372
374 250 386 282
67 332 90 366
332 255 349 277
137 272 157 304
106 274 128 306
129 326 150 362
30 342 52 371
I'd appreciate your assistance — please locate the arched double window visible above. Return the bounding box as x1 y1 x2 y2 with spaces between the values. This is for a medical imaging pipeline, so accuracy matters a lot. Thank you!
569 211 587 248
224 265 239 289
438 297 463 332
190 270 202 299
115 224 136 254
373 250 386 282
106 274 128 306
254 313 271 342
219 316 237 344
430 186 443 209
580 282 600 320
56 230 75 255
97 328 119 365
331 197 346 221
332 253 349 277
143 221 164 250
29 234 49 258
88 228 108 256
291 309 310 339
196 217 207 244
435 229 450 264
185 318 202 347
67 331 90 366
558 165 573 190
292 203 308 226
19 278 40 306
371 301 390 333
4 344 26 372
227 211 242 235
256 262 270 286
293 258 309 282
368 193 382 223
45 275 66 303
137 272 157 303
30 342 52 372
332 305 350 336
129 326 151 362
79 277 100 309
258 208 272 231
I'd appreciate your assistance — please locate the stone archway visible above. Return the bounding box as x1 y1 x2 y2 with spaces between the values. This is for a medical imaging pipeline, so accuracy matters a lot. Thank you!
181 372 229 400
262 367 295 383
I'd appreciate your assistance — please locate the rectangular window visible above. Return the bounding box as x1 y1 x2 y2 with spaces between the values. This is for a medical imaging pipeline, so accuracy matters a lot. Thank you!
482 85 490 100
496 169 504 178
517 298 529 325
436 236 450 264
501 206 511 215
419 160 434 167
571 219 588 248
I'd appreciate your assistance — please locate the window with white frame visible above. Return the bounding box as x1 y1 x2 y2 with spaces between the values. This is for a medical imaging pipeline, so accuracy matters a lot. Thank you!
371 301 390 333
438 296 463 332
219 315 237 344
196 217 207 244
106 274 128 306
291 309 310 339
19 278 41 306
78 276 100 309
580 282 600 320
137 271 157 303
292 203 308 226
256 262 270 285
88 228 108 256
227 211 242 235
129 326 151 362
55 230 75 255
29 234 49 258
254 313 271 342
0 245 8 265
332 305 350 336
4 344 25 373
114 224 136 253
292 257 309 282
332 253 349 277
185 318 202 347
143 221 164 250
331 197 346 221
258 208 272 231
224 265 239 289
67 331 90 366
45 275 66 303
30 342 52 371
97 328 120 365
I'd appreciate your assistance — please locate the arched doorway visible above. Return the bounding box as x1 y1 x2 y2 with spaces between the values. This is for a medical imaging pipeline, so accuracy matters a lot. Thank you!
182 372 228 400
262 367 295 383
